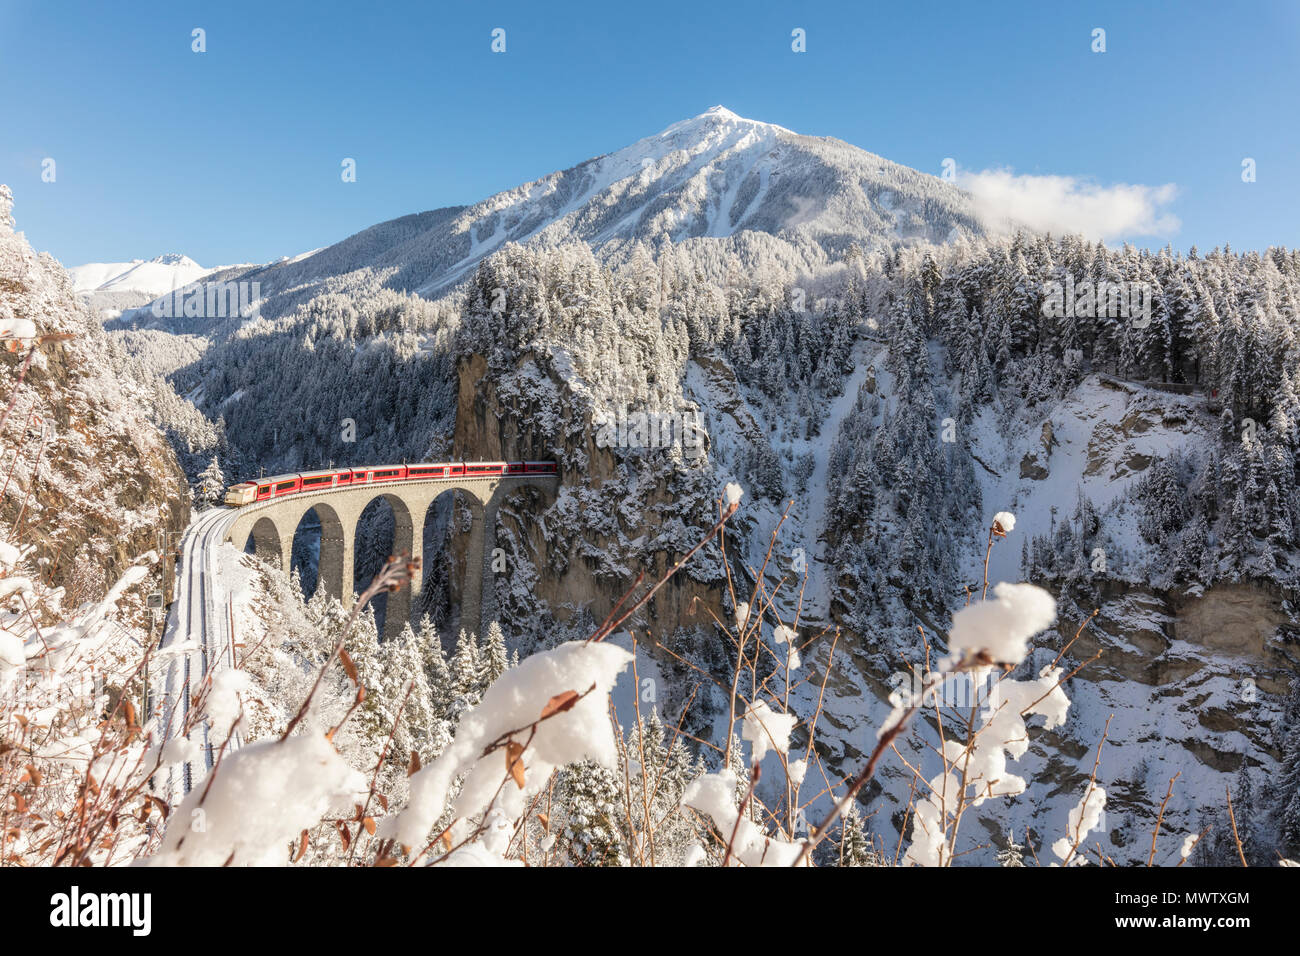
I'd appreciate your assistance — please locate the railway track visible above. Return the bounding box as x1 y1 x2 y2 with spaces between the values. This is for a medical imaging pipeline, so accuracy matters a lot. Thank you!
155 506 241 799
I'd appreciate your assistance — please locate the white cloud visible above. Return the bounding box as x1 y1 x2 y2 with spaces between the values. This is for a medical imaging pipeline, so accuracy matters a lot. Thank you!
958 167 1180 242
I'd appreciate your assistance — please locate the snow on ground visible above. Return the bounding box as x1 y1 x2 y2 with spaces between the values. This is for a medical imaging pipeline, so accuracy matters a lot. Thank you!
965 374 1214 587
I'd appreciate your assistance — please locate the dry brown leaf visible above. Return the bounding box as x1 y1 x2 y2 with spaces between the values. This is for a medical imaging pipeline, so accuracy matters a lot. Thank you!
363 817 376 836
339 648 359 684
293 829 309 862
146 795 170 820
540 690 580 721
538 812 550 831
505 741 525 789
408 750 421 777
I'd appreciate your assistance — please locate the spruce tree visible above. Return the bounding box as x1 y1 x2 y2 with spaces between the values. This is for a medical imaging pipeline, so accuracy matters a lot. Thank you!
997 830 1026 867
196 457 226 508
449 628 482 708
838 799 876 866
381 623 447 763
562 760 628 867
480 620 509 688
417 615 452 716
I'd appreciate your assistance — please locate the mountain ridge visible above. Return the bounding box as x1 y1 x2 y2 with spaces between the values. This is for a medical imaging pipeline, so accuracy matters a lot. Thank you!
113 106 990 328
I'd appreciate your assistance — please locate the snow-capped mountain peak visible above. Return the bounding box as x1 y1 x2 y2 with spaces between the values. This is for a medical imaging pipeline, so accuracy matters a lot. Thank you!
149 253 201 268
213 106 988 313
67 254 211 296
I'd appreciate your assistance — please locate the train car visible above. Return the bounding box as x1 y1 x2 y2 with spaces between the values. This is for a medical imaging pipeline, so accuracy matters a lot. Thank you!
270 474 302 497
405 462 448 480
371 465 407 483
298 469 339 492
465 461 508 477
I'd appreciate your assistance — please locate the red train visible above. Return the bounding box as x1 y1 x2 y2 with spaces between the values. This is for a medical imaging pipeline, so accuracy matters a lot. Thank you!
223 461 559 506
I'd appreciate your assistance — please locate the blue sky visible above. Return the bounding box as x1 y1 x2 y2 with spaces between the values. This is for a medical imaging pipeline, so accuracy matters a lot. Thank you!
2 0 1297 266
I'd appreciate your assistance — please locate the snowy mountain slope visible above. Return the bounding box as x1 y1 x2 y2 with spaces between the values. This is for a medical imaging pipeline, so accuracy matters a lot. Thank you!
967 375 1216 587
136 106 988 324
767 366 1287 864
68 253 213 297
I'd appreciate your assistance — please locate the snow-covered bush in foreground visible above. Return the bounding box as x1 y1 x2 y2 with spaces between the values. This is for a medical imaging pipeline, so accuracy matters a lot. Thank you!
0 542 178 866
390 640 633 860
149 732 366 866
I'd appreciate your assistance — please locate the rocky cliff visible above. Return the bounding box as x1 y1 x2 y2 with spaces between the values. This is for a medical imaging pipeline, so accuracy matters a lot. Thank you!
451 350 725 645
0 186 190 610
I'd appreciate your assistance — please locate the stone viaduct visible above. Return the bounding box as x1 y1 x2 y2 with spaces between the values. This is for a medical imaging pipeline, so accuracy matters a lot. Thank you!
222 475 556 639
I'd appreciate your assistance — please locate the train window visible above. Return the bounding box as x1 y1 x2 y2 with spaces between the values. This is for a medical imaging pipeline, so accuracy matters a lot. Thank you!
303 476 330 486
276 480 297 491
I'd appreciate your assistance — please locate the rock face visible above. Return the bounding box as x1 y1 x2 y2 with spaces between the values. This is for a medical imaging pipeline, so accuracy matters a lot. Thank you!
1020 578 1296 851
0 190 190 605
1172 584 1292 680
451 352 723 641
1019 451 1049 480
1083 378 1194 480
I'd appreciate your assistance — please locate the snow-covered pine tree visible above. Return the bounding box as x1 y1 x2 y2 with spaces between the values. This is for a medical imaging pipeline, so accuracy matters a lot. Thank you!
997 830 1026 867
562 760 628 867
196 456 225 508
345 608 390 749
416 614 452 715
1277 680 1300 856
838 799 877 866
480 620 509 687
449 627 482 711
380 622 448 764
